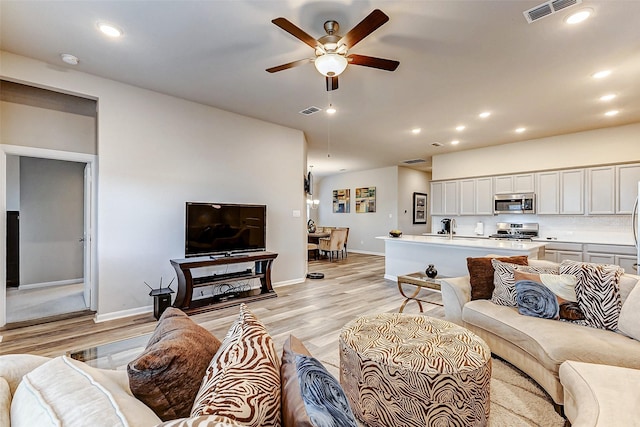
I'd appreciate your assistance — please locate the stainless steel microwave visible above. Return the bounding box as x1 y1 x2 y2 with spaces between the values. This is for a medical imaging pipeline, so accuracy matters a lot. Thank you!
494 193 536 214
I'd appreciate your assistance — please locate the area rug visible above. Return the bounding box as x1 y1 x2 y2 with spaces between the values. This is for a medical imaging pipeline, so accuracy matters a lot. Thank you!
319 355 565 427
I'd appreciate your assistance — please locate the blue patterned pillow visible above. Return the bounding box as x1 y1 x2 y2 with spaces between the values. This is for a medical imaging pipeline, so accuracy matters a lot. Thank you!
281 335 357 427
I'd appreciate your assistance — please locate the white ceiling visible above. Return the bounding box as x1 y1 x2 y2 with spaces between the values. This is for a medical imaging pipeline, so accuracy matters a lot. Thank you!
2 1 639 177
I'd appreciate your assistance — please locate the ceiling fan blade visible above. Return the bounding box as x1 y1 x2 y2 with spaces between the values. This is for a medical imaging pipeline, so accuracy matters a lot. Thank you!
326 76 339 91
266 59 312 73
348 54 399 71
339 9 389 49
272 17 320 50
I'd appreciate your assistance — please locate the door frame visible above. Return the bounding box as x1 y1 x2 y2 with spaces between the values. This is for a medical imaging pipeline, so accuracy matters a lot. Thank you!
0 144 97 327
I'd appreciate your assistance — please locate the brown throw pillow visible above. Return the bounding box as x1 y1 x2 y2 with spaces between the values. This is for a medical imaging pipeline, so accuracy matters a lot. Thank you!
127 307 222 421
467 255 528 300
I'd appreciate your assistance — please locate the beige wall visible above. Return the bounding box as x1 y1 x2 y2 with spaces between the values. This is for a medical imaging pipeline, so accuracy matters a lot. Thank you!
397 167 431 235
432 123 640 181
1 51 307 321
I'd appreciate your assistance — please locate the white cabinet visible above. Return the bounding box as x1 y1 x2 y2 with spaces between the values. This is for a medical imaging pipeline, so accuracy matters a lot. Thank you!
543 242 583 263
536 171 560 214
616 164 640 214
560 169 584 214
587 166 615 214
475 177 494 215
459 177 493 215
536 169 583 215
459 179 475 215
431 182 444 215
443 181 459 215
431 181 459 215
585 243 637 271
494 173 535 194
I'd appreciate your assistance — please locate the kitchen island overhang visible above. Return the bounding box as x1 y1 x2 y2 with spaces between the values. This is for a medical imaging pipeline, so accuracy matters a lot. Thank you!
378 235 547 281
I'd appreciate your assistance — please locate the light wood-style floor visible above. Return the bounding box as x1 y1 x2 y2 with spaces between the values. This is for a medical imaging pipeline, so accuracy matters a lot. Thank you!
0 253 444 362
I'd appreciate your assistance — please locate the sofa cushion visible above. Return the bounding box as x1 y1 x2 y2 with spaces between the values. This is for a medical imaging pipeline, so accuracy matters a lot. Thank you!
191 303 281 426
491 260 559 307
559 260 623 331
618 282 640 341
11 356 161 427
281 335 357 427
467 255 528 300
127 307 222 421
462 300 640 375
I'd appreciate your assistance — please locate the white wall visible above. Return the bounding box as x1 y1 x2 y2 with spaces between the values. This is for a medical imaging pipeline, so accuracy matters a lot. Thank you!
432 123 640 181
1 51 307 320
20 157 84 285
317 166 398 254
397 167 431 235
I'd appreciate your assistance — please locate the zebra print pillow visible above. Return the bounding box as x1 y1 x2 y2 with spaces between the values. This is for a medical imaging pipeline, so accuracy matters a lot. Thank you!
190 304 281 426
491 259 559 306
559 260 623 331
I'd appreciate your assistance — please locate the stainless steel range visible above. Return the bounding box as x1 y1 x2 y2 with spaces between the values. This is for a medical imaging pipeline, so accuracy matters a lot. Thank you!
490 222 539 241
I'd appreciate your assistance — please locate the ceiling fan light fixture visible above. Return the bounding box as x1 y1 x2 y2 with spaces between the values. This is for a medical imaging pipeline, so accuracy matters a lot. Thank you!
315 53 348 77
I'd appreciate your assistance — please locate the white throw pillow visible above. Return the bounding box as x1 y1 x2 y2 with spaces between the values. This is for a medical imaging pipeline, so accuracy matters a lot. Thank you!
618 284 640 341
11 356 161 427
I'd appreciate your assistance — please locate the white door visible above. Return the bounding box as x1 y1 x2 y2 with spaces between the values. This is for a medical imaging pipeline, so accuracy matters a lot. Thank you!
83 163 92 308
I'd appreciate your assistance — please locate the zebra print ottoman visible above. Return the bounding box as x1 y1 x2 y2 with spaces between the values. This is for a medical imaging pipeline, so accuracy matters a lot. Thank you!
339 313 491 427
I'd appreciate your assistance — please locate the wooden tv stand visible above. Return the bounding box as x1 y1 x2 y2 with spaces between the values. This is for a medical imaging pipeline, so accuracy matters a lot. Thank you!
170 251 278 315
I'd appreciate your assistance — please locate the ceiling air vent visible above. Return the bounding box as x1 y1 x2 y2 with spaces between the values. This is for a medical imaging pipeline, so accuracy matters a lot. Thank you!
402 159 426 165
431 142 443 147
299 106 321 115
523 0 581 23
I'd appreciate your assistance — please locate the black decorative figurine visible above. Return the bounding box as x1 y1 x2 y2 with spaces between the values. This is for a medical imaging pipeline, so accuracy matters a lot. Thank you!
425 264 438 279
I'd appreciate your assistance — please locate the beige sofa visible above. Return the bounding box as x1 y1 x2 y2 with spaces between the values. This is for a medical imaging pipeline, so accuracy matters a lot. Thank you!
440 259 640 410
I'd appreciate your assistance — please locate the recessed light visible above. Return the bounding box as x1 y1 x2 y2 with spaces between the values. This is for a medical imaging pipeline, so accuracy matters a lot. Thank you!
565 8 592 25
599 94 616 102
592 70 611 79
411 128 421 135
515 127 526 133
451 140 460 145
604 110 619 117
326 105 336 114
479 111 491 118
60 53 79 65
98 22 123 38
455 125 465 131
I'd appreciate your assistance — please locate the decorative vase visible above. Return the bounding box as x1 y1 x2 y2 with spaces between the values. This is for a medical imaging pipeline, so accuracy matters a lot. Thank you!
425 264 437 279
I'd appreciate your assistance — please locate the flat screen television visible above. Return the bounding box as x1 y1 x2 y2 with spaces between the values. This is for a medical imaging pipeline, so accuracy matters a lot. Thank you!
185 202 266 257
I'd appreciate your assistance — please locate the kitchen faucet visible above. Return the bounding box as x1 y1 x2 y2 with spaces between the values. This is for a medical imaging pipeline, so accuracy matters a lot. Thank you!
449 218 457 239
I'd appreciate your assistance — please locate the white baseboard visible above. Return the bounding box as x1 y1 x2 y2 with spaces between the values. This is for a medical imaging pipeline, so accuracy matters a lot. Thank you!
349 249 385 256
19 278 83 291
95 305 153 323
384 274 398 281
274 277 305 287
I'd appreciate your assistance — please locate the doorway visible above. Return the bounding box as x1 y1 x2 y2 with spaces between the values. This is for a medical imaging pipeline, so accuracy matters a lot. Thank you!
1 145 97 326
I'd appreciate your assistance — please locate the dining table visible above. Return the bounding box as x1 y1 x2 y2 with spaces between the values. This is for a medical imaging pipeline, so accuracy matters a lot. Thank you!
308 232 330 244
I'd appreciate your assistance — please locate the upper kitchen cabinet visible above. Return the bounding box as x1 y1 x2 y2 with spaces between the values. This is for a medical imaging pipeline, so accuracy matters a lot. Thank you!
587 163 640 214
616 164 640 214
536 169 583 215
431 181 459 215
494 173 535 194
587 166 615 214
459 177 493 215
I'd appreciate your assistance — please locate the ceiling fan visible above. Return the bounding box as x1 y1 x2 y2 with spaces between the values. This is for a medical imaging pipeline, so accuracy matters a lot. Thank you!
266 9 400 91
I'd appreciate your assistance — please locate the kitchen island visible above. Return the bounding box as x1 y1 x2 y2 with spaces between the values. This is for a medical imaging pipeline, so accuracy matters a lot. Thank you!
378 235 547 280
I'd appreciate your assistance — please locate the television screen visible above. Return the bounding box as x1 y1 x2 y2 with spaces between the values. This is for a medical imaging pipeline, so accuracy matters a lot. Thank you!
185 202 266 257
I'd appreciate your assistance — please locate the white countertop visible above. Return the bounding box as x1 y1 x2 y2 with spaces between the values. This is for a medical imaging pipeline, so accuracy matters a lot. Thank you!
423 232 636 247
378 234 546 251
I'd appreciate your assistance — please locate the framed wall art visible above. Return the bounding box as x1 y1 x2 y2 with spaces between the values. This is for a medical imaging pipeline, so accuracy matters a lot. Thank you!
355 187 376 213
332 189 350 213
413 192 428 224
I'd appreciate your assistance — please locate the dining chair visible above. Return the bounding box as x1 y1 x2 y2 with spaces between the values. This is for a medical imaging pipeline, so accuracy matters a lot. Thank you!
318 228 348 261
